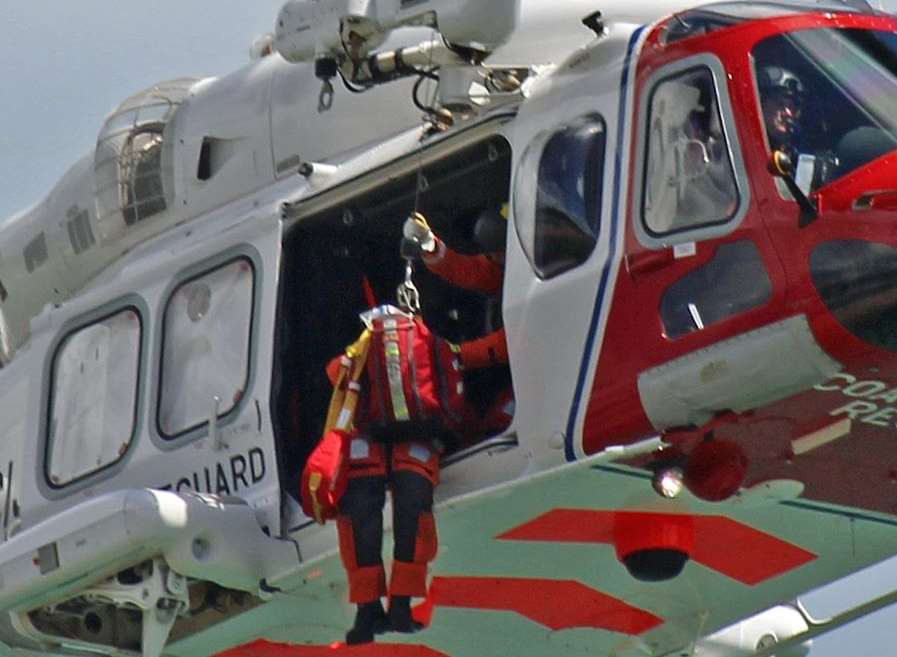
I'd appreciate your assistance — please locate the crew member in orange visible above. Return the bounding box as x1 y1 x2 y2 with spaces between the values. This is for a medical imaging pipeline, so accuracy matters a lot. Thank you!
336 430 439 644
404 209 513 435
327 313 443 645
334 209 511 644
404 210 508 370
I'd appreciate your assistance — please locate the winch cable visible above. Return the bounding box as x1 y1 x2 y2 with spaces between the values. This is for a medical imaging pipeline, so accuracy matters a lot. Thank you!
398 31 440 314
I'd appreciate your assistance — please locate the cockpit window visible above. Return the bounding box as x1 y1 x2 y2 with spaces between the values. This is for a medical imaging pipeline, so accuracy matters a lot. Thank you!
662 3 867 46
642 66 740 236
662 11 740 45
94 79 196 239
754 29 897 194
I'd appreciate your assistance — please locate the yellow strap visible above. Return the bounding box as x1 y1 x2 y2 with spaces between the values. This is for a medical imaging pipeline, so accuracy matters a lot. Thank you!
324 329 371 433
308 472 324 524
383 324 411 421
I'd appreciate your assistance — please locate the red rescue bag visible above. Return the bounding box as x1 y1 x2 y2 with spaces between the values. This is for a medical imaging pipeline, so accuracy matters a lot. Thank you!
364 308 467 431
300 428 352 524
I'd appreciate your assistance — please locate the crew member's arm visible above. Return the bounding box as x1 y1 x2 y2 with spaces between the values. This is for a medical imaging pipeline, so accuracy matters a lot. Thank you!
458 327 508 370
402 213 503 294
423 241 503 295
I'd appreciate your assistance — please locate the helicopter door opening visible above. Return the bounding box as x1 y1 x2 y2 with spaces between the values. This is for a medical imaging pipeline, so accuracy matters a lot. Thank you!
271 133 514 508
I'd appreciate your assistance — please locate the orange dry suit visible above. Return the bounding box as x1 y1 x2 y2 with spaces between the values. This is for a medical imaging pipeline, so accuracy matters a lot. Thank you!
423 240 507 369
327 307 452 605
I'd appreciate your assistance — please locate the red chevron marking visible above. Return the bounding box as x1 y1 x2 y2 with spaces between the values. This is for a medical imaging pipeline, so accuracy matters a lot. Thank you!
690 515 816 585
499 509 816 584
499 508 615 543
213 639 453 657
412 575 662 634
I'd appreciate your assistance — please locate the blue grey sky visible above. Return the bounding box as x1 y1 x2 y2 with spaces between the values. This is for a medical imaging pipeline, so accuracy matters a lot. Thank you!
2 2 897 656
0 1 284 219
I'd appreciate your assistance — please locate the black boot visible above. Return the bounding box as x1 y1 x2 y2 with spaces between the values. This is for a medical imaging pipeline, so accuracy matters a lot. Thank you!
388 596 423 633
345 601 389 645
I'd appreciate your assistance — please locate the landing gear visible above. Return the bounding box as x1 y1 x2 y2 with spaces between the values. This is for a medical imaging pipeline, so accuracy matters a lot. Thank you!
24 558 188 657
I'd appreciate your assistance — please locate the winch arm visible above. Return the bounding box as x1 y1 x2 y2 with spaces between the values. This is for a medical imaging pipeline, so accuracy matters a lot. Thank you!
274 0 520 66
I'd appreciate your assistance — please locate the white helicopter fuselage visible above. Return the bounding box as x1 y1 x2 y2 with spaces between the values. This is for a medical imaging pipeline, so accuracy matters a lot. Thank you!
3 1 893 657
0 0 685 542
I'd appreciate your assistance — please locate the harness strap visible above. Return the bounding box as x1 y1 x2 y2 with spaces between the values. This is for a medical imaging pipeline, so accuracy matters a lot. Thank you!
383 319 411 421
325 329 372 432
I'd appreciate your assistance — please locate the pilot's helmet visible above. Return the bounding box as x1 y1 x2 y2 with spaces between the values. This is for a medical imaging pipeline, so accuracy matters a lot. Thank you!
758 65 805 98
758 66 805 146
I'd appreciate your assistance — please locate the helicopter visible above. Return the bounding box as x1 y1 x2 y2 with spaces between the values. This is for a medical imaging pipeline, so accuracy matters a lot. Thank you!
3 1 897 656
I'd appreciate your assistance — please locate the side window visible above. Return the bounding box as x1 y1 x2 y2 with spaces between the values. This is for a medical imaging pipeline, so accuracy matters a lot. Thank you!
158 258 254 439
46 308 142 487
660 240 772 338
642 67 739 236
517 116 606 279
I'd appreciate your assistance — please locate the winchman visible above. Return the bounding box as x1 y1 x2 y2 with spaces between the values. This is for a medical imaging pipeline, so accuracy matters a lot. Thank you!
330 305 447 644
315 282 466 644
305 208 512 645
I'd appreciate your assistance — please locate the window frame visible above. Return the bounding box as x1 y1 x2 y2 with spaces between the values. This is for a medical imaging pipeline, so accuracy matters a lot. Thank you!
42 301 145 492
515 114 608 280
633 54 750 249
155 253 258 443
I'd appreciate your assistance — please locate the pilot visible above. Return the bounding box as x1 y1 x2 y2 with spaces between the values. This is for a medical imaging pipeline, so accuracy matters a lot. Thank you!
402 209 514 435
758 65 837 194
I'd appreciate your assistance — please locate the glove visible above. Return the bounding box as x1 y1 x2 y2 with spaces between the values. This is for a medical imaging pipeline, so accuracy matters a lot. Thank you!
401 213 436 259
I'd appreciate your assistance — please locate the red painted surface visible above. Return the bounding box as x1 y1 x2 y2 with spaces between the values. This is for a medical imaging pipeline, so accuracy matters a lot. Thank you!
412 575 662 634
716 389 897 515
684 440 749 502
612 512 695 561
575 8 897 518
690 516 816 585
213 639 453 657
500 510 816 585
